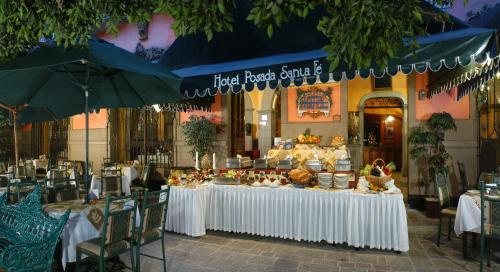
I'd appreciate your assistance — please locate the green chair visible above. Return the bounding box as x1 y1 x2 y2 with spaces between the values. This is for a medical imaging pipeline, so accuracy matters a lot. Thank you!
6 179 39 204
457 161 470 193
52 177 78 202
76 193 138 272
134 187 170 272
479 182 500 271
101 173 123 196
434 172 457 246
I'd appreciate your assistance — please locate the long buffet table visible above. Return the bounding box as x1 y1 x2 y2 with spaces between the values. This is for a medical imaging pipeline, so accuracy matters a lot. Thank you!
165 183 409 252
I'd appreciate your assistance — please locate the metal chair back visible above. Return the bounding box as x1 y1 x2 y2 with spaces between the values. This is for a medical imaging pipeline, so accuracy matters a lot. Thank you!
137 187 170 245
479 182 500 271
457 161 470 193
99 194 138 256
101 169 123 195
435 172 451 208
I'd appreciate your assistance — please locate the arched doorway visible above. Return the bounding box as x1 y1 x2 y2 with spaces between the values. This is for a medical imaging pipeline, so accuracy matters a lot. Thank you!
362 98 403 168
358 91 408 176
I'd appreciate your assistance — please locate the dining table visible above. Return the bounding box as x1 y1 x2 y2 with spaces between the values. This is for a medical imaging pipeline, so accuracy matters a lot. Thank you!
454 187 499 259
43 198 136 271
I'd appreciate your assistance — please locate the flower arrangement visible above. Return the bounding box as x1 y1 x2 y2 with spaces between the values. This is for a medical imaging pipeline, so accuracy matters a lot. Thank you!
297 128 321 144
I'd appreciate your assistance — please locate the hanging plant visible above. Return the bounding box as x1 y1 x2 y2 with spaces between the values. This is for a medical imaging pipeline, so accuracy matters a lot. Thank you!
181 115 217 159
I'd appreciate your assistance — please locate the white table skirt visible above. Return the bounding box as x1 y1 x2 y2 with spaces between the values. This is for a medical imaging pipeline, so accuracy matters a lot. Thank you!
455 194 481 235
164 184 209 237
167 184 409 252
48 210 100 271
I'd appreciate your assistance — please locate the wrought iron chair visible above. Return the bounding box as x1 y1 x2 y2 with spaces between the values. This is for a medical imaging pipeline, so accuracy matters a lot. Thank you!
15 164 27 179
456 161 470 193
52 177 78 202
134 187 170 272
479 182 500 271
101 170 123 196
435 172 457 246
6 179 40 204
102 158 118 171
76 193 138 272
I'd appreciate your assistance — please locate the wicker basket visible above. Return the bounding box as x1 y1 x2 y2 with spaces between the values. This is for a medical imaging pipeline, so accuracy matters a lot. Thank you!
366 158 392 184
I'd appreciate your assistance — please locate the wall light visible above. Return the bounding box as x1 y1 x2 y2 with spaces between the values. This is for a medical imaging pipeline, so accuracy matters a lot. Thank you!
152 104 161 113
385 115 395 123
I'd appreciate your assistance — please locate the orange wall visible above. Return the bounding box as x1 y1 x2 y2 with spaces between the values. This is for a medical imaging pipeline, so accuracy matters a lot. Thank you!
72 110 108 129
180 94 223 124
415 73 469 120
287 83 341 122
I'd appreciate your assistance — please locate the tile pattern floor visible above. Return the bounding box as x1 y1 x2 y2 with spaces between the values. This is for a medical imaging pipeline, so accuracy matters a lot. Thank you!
94 209 499 272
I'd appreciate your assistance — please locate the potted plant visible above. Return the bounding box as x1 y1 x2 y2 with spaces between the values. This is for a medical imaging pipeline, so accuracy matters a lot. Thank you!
408 112 456 215
181 115 217 169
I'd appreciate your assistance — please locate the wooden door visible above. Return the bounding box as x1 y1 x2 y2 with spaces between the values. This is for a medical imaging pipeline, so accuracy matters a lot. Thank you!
231 92 245 156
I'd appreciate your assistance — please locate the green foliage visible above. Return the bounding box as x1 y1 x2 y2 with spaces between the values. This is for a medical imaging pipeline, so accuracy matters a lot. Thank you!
0 0 464 68
409 111 457 193
181 115 217 159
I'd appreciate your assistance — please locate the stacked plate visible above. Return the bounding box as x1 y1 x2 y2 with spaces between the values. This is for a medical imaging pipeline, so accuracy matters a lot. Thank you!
317 173 333 189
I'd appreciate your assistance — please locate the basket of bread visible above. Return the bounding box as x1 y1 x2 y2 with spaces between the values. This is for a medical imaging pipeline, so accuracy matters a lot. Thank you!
288 168 313 188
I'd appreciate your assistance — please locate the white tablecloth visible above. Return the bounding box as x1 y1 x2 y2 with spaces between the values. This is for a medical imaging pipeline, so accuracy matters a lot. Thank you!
166 184 409 252
455 193 482 235
47 209 100 270
164 184 209 237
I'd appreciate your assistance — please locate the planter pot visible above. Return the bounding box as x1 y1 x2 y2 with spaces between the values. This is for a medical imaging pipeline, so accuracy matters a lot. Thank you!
408 195 426 211
425 197 440 218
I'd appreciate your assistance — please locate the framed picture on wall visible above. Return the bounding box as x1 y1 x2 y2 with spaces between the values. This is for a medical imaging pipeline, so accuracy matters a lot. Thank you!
386 126 395 139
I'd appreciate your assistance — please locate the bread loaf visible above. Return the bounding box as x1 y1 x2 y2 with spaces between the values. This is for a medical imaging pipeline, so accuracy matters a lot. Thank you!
289 169 311 185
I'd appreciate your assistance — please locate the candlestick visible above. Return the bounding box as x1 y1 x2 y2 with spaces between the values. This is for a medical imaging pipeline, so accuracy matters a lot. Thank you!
212 152 216 171
195 151 199 170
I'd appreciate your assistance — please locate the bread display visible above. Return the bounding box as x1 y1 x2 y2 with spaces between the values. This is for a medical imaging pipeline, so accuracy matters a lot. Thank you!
288 169 312 185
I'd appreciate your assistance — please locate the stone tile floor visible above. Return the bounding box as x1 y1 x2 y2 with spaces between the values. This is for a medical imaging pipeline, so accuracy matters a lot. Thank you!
79 208 499 272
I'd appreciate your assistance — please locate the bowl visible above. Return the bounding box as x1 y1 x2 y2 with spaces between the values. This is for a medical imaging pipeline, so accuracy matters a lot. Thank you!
334 174 349 189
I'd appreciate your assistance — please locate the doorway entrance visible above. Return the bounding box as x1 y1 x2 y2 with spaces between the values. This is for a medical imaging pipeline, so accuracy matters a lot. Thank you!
362 97 403 168
358 91 408 176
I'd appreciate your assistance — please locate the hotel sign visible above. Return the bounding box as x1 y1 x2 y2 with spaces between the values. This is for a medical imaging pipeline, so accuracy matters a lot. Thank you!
213 60 323 88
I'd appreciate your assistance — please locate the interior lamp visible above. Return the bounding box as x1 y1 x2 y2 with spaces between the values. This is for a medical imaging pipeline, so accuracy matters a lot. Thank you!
385 115 395 123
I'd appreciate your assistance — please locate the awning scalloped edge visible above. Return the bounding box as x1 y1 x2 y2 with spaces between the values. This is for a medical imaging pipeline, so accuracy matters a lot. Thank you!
430 53 500 101
182 53 493 99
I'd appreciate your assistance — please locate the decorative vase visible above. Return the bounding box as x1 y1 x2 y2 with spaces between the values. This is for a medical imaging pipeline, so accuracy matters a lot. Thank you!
201 154 212 170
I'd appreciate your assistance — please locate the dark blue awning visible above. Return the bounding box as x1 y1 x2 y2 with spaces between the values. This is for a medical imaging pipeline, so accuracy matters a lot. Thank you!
159 1 496 99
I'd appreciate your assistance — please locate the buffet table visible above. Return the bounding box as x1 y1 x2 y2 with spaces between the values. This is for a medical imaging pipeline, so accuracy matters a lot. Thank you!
166 183 409 252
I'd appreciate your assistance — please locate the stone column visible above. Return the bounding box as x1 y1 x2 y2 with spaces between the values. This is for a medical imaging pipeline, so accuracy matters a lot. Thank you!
401 103 408 176
257 109 276 157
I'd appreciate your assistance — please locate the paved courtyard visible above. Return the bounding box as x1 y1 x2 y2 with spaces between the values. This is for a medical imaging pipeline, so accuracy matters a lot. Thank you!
81 208 498 272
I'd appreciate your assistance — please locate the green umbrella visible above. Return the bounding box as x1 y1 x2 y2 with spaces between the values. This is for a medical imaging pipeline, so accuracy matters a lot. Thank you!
0 39 182 198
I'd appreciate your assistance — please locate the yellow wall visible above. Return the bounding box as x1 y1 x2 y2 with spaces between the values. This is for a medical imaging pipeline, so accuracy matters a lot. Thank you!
347 73 408 111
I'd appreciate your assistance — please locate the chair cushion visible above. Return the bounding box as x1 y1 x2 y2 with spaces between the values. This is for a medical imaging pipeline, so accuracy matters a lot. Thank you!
441 207 457 216
135 228 162 245
77 237 130 258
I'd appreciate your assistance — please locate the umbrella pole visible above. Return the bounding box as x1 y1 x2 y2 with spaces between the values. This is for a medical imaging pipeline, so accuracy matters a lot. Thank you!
12 110 19 171
84 88 90 203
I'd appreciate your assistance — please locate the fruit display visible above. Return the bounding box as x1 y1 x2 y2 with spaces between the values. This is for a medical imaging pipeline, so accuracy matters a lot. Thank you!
297 128 321 144
368 182 388 192
168 176 180 186
359 161 396 177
